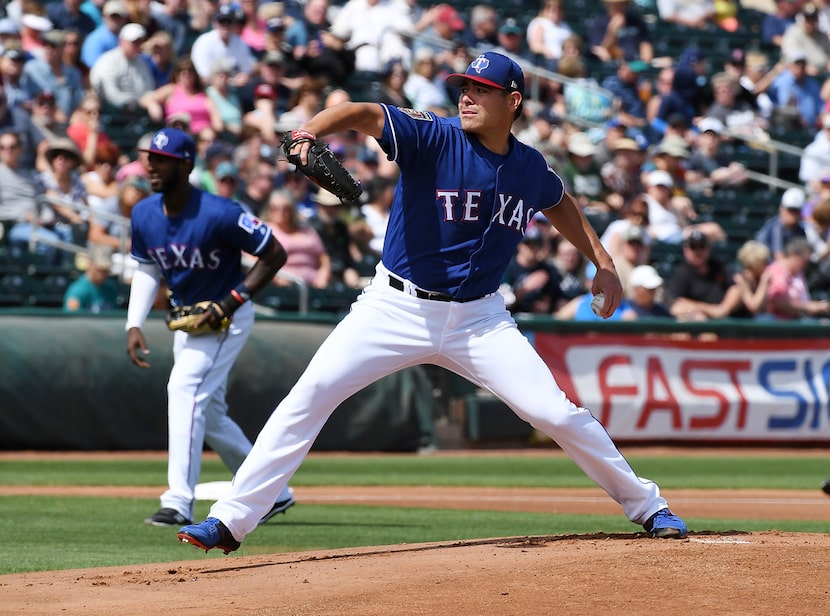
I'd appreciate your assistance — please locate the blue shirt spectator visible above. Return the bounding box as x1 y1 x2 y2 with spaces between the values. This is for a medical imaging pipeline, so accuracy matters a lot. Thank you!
762 0 798 47
46 0 98 37
769 52 823 129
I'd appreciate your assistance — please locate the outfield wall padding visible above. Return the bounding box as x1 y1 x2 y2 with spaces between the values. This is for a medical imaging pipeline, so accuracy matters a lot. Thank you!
0 314 428 451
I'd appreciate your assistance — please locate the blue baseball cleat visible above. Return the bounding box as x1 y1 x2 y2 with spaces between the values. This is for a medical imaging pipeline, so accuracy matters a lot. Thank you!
643 508 688 539
177 518 241 554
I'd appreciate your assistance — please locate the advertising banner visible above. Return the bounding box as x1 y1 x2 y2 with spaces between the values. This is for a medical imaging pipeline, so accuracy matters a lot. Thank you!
535 332 830 443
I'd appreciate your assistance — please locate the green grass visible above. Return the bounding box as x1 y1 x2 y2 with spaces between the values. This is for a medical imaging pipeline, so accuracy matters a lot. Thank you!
1 453 828 574
4 454 828 489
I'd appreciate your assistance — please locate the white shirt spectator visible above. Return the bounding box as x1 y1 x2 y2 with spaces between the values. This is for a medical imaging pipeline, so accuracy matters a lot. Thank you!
190 27 257 81
329 0 414 73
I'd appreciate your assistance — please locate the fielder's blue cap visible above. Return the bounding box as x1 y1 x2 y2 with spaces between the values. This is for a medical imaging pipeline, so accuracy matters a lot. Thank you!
446 51 524 96
139 128 196 161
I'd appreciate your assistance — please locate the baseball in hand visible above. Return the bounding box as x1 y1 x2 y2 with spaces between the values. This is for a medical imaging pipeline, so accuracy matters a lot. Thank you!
591 292 606 316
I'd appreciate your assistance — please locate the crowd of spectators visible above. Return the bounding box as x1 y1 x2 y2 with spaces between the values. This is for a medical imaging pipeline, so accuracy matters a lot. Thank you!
0 0 828 322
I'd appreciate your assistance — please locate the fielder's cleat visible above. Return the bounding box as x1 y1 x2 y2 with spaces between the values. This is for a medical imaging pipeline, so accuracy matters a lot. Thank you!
258 487 296 525
177 518 241 555
643 508 688 539
144 507 192 527
821 479 830 496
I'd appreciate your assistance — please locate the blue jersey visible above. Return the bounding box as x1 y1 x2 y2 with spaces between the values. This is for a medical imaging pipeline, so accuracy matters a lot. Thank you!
377 104 565 297
130 189 271 306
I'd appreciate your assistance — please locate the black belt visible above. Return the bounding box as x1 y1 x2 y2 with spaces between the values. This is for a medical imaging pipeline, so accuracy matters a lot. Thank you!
388 275 486 303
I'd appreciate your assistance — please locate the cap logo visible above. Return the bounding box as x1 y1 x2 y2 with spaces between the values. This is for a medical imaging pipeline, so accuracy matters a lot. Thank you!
152 132 170 151
470 55 490 73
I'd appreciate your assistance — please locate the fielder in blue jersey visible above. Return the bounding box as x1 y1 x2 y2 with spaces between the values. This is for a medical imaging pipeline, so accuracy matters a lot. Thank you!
125 128 296 528
178 52 688 554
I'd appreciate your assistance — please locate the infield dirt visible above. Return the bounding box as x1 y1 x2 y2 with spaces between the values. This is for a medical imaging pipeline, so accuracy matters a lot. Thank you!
1 448 829 615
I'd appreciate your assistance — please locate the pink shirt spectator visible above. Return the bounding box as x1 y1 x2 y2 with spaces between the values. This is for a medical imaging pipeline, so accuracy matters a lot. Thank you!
165 84 213 134
765 260 809 320
269 223 328 286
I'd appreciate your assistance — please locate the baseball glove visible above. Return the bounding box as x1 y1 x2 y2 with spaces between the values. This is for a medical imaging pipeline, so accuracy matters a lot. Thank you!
166 301 231 336
281 130 362 203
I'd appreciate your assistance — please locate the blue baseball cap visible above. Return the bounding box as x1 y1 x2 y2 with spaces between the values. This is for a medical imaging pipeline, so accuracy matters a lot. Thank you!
446 52 524 96
139 128 196 161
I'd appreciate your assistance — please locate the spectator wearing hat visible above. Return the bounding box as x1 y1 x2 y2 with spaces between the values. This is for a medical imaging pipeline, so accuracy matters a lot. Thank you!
46 0 97 38
763 0 800 48
21 28 85 121
560 131 610 216
19 12 53 60
621 264 672 320
196 139 234 195
648 134 692 189
600 136 646 210
515 105 561 165
213 160 241 200
242 49 294 116
493 18 530 62
526 1 573 72
667 228 741 320
601 58 648 132
685 117 748 193
1 46 32 111
63 244 120 313
36 136 88 241
307 187 365 289
81 0 127 69
190 3 256 85
29 90 68 143
502 226 566 314
139 56 222 135
588 0 653 64
642 168 723 245
769 50 823 129
412 3 466 66
755 187 825 261
90 22 155 112
242 81 283 145
781 3 830 77
264 188 331 289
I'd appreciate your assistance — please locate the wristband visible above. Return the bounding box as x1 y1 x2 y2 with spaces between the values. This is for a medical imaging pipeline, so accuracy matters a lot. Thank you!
291 129 316 142
231 284 251 304
219 284 251 317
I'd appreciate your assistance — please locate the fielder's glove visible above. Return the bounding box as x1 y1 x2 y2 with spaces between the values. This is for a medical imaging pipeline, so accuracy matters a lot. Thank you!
281 130 362 203
166 301 231 336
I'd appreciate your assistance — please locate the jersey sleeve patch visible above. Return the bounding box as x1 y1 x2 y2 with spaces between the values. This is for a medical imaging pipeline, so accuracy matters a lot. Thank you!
237 213 264 234
396 107 433 121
